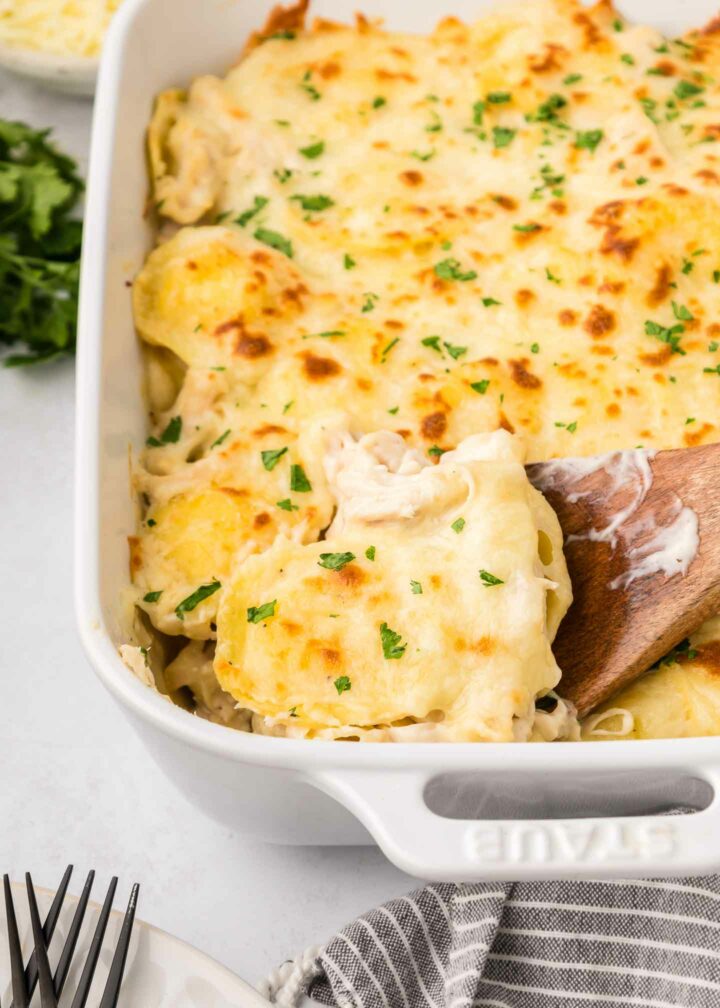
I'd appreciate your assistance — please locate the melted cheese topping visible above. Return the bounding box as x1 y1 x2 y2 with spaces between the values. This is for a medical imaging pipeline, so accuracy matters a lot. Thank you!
131 0 720 740
0 0 119 57
215 429 571 741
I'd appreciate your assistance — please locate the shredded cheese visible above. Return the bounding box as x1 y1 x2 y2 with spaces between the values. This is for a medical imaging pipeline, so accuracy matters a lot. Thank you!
0 0 120 57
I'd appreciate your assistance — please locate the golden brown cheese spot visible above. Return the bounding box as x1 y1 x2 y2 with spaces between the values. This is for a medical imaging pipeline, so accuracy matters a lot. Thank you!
128 536 143 574
186 260 198 270
218 486 249 499
375 68 417 82
493 194 517 210
573 10 602 47
649 60 676 76
558 309 577 326
510 358 542 390
252 424 289 436
280 620 302 636
429 574 442 589
606 402 621 417
639 347 673 366
320 647 341 666
528 43 566 73
253 512 271 528
684 421 715 446
693 640 720 673
583 304 616 338
499 411 515 434
600 226 639 262
245 0 308 52
420 411 447 440
301 351 341 379
399 170 424 186
515 288 535 307
335 563 365 588
646 264 672 306
316 60 341 79
236 332 273 358
695 169 720 184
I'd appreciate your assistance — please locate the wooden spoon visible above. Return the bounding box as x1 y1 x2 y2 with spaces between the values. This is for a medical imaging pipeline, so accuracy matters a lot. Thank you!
527 441 720 718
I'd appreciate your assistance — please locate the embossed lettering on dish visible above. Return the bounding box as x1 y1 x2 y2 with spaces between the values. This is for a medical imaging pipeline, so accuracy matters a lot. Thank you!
464 820 677 863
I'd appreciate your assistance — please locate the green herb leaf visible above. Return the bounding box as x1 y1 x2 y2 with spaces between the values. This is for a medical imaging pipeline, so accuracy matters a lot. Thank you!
365 546 376 561
380 622 407 659
334 675 352 694
143 590 163 603
299 141 325 159
434 258 477 282
303 329 345 340
146 415 182 447
236 195 268 227
318 552 355 571
411 149 435 162
479 569 504 587
254 227 293 257
531 342 540 353
290 463 312 492
487 91 511 104
443 341 466 359
563 73 582 85
451 517 465 533
344 253 356 269
175 579 222 620
373 96 387 109
492 126 516 149
674 80 704 100
513 223 541 233
470 379 490 394
645 319 686 354
246 599 277 623
276 498 299 511
362 292 379 312
574 129 604 152
422 335 443 353
291 193 334 211
482 297 501 306
428 445 446 457
261 446 288 471
528 93 566 122
410 580 423 594
672 301 694 321
210 429 231 449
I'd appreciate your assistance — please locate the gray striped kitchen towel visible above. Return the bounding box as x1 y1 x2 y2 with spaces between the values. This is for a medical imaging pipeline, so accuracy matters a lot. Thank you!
306 878 720 1007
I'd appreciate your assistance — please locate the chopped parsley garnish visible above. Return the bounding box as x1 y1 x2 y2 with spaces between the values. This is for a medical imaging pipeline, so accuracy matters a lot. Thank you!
411 149 435 162
410 580 423 594
146 415 182 447
261 446 288 471
492 126 516 149
344 253 356 269
362 292 379 312
686 417 696 425
388 406 399 414
612 17 623 30
545 267 561 283
470 379 490 394
276 498 299 511
472 100 485 125
713 270 720 284
380 622 407 659
659 637 697 665
211 429 231 449
146 518 156 527
709 341 719 352
434 258 477 282
300 70 321 101
365 546 376 561
563 73 582 85
444 341 467 359
425 111 443 133
479 569 504 587
236 195 268 227
451 517 466 533
528 93 566 122
291 193 334 211
681 257 694 275
143 591 162 603
175 579 221 620
487 91 511 104
373 96 387 109
574 129 604 152
253 227 292 257
513 223 541 233
290 464 312 492
620 53 635 65
274 168 292 184
555 420 578 433
299 141 325 159
334 675 352 694
482 297 501 306
704 364 720 375
645 319 686 355
422 335 442 353
674 80 704 101
530 342 540 353
380 337 399 362
246 599 277 623
672 301 693 321
283 400 294 413
428 445 446 457
635 176 648 185
303 330 345 340
318 552 355 571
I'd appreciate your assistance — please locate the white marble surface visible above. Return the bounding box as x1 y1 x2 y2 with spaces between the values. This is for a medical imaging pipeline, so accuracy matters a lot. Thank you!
0 69 412 992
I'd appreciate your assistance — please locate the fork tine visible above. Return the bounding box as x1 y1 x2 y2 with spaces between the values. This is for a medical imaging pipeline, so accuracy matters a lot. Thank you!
52 870 95 999
25 874 58 1008
9 865 73 1008
69 877 117 1008
4 876 29 1008
97 884 139 1008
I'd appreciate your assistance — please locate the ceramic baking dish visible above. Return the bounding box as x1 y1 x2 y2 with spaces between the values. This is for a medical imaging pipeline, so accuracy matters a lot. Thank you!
75 0 720 881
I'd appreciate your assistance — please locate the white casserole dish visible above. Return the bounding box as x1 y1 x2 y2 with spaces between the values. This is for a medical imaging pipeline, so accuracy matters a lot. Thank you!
75 0 720 881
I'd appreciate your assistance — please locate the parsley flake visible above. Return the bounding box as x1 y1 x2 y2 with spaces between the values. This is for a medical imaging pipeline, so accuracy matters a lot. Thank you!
362 292 379 312
482 297 501 306
246 599 277 623
451 517 466 533
672 301 693 321
410 580 423 594
365 546 376 561
261 446 288 471
211 429 231 449
344 253 356 270
492 126 516 149
146 415 182 447
299 141 325 159
143 590 162 603
276 498 299 511
334 675 352 694
645 319 686 354
290 464 312 492
291 193 334 211
444 341 467 359
254 227 292 257
479 569 504 587
574 129 604 152
470 379 490 394
176 579 221 620
236 195 268 227
318 552 355 571
380 622 407 659
434 258 477 282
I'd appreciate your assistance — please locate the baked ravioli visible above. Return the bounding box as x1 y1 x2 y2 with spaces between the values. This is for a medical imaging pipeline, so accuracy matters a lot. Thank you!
214 429 572 741
127 0 720 740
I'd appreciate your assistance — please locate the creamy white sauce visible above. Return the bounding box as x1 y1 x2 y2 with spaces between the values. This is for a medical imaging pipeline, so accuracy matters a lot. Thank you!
531 449 699 590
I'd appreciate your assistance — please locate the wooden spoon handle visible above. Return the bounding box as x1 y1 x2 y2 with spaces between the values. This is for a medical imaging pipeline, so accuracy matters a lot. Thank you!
529 441 720 717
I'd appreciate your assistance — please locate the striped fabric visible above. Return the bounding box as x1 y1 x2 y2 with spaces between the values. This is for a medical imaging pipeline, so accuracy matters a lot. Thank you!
309 878 720 1008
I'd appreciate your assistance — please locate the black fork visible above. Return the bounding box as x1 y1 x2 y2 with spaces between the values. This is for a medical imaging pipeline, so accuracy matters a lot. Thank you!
2 867 138 1008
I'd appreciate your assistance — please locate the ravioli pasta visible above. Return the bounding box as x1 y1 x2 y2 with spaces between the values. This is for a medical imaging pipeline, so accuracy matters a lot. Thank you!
127 0 720 740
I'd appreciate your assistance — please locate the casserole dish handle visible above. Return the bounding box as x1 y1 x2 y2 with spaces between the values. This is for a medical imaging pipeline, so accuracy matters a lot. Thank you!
311 768 720 881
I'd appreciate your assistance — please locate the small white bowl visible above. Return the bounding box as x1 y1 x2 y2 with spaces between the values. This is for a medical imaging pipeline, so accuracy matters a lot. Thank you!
0 39 98 96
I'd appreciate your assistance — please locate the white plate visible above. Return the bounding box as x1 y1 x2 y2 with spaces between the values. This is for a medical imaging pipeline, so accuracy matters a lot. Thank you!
0 881 270 1007
0 41 97 96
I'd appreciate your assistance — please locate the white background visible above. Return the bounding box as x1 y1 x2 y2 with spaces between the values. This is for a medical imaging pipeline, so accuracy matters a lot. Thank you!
0 68 413 990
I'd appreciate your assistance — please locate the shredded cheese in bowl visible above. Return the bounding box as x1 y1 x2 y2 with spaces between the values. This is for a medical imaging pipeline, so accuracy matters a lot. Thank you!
0 0 120 58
